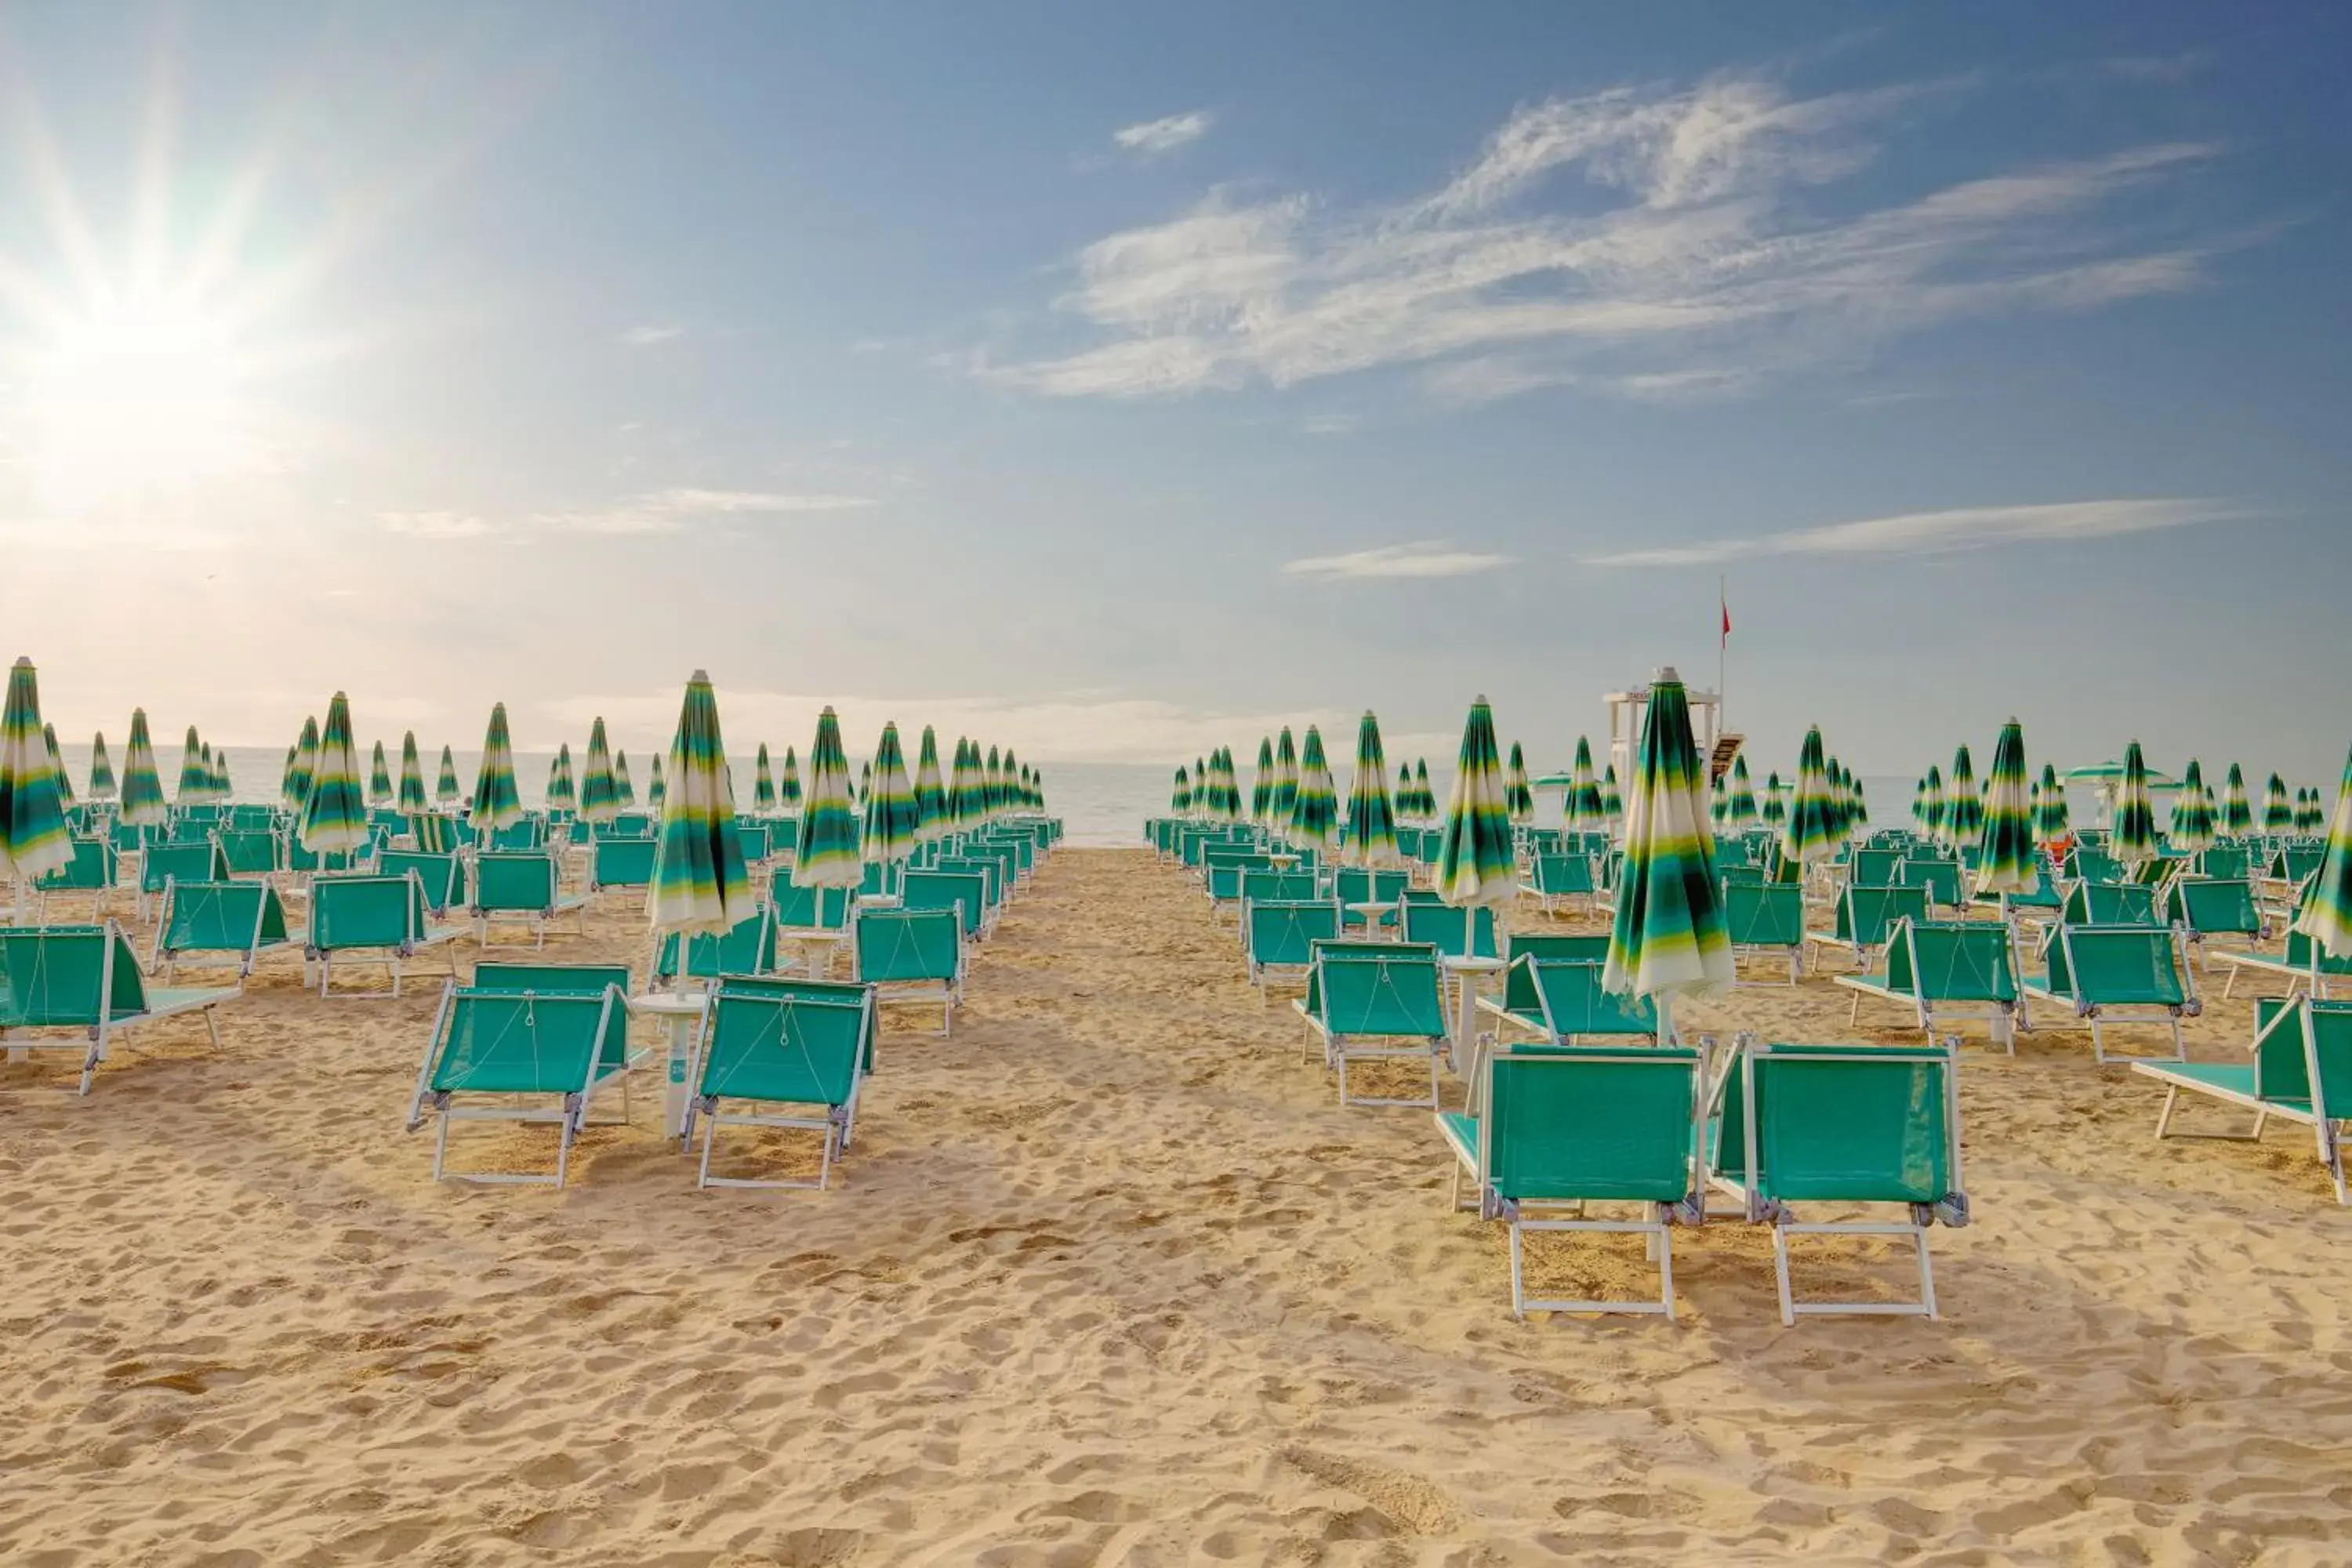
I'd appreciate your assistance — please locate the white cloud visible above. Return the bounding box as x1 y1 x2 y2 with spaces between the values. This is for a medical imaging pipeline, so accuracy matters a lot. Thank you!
985 71 2227 404
618 325 683 347
1581 498 2249 568
1112 111 1213 156
533 488 876 534
1300 412 1358 436
376 510 499 539
1283 541 1516 580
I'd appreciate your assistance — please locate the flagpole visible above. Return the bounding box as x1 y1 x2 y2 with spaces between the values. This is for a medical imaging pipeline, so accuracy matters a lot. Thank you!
1718 574 1728 728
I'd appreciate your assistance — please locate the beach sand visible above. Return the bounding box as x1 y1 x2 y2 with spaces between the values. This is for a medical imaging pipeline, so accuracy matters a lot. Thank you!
4 848 2349 1565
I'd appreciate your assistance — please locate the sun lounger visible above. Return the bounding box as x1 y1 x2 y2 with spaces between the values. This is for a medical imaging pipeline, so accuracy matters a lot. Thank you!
470 850 590 949
1244 898 1340 992
902 869 989 940
2212 928 2352 1002
151 879 300 982
306 871 464 998
772 880 856 946
137 839 231 920
588 836 658 899
1504 932 1610 965
2023 924 2198 1063
1294 940 1450 1109
1334 869 1412 935
1476 956 1660 1047
1709 1035 1968 1323
682 981 873 1189
212 827 281 880
377 848 466 916
1722 877 1804 985
404 978 632 1185
851 906 965 1035
1835 917 2023 1048
1899 855 1964 913
31 837 119 921
2164 876 2267 971
2132 997 2351 1204
652 907 782 991
1522 852 1600 916
0 922 239 1094
1805 884 1930 974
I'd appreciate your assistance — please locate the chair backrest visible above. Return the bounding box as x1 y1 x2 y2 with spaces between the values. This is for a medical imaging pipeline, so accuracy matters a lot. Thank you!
1399 899 1498 960
309 874 425 951
1504 931 1610 965
2046 925 2188 1007
1245 899 1339 969
472 851 559 913
2198 844 2251 880
1713 1040 1958 1205
35 837 115 891
1722 879 1804 947
1850 847 1903 886
2166 877 2258 938
771 880 855 931
734 823 773 864
587 836 655 891
1840 883 1931 948
379 849 466 913
1899 856 1962 906
1713 835 1754 869
697 987 867 1108
1204 861 1249 903
603 813 652 840
1530 853 1596 897
0 925 147 1026
142 839 230 895
488 816 546 852
2281 928 2352 980
2067 845 2125 884
717 975 878 1071
1524 959 1657 1040
430 987 614 1094
853 907 964 985
902 869 985 936
1301 942 1447 1037
655 909 778 985
1484 1045 1701 1204
1887 918 2017 1003
2273 845 2323 884
470 963 632 1069
158 880 285 957
933 857 1004 910
1240 869 1319 906
2061 879 2159 928
209 828 279 877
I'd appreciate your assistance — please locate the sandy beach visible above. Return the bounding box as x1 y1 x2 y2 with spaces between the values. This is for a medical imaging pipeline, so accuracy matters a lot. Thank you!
4 846 2349 1565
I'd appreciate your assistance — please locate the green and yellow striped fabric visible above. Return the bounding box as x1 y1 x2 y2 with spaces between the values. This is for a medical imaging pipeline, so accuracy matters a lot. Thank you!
1602 669 1730 1005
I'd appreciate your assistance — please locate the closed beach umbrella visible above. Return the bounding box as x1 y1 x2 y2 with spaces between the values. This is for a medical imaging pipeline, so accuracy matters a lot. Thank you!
398 732 427 813
985 746 1004 819
471 703 524 834
1250 737 1274 822
0 659 73 883
283 716 320 815
858 760 870 810
1849 771 1867 837
792 706 862 888
280 745 299 808
297 692 371 856
1944 746 1983 852
44 725 74 811
2170 760 2215 855
1911 775 1930 833
175 725 208 805
648 670 752 940
2037 763 2071 843
614 750 636 809
2299 789 2325 836
2113 742 2159 865
1412 759 1436 822
2220 764 2251 837
1289 726 1338 852
1345 711 1400 867
2263 773 2292 833
863 722 921 866
435 744 460 806
579 717 619 824
546 743 578 815
1728 753 1759 830
1921 764 1945 844
88 731 116 802
1504 742 1534 825
952 739 984 828
368 741 394 806
914 726 949 842
1781 726 1841 866
1431 697 1514 906
119 710 168 827
1271 728 1299 827
1761 771 1786 829
648 753 666 809
1602 667 1731 1030
1977 719 2038 896
1004 748 1027 815
1566 736 1603 835
1599 764 1621 823
1710 775 1728 828
779 746 802 813
753 743 776 814
2293 745 2352 960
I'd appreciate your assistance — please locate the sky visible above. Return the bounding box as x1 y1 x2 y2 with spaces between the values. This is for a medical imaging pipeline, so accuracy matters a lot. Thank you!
0 2 2347 784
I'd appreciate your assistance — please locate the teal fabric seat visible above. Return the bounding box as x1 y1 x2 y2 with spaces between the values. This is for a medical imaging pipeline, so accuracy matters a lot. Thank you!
405 981 633 1186
1244 898 1339 990
1503 931 1609 965
683 981 874 1189
902 869 989 938
151 880 299 982
1722 878 1804 985
1294 941 1450 1108
851 907 964 1035
652 908 781 990
0 922 239 1094
1806 884 1931 973
590 836 658 894
1522 852 1599 915
32 837 119 920
470 851 588 948
2024 924 2197 1063
378 848 466 915
307 871 463 998
1835 917 2023 1047
1475 956 1658 1047
2134 997 2352 1204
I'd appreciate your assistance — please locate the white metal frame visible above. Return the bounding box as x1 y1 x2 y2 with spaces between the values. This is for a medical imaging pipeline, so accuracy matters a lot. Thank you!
405 982 633 1188
2020 924 2198 1064
680 986 874 1191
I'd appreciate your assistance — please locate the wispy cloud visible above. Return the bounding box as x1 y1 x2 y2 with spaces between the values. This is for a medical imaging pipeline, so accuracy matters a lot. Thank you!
1113 111 1213 156
1300 412 1359 436
376 510 499 539
618 325 683 347
1581 498 2250 568
984 71 2228 404
1283 541 1515 580
535 488 876 535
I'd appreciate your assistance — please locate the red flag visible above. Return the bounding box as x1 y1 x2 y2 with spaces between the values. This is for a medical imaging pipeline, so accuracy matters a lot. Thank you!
1721 596 1731 644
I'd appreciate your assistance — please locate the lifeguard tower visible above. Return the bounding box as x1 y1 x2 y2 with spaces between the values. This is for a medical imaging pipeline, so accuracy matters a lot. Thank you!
1605 672 1741 786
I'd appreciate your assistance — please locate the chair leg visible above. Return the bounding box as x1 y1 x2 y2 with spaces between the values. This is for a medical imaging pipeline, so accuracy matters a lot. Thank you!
1773 1225 1798 1326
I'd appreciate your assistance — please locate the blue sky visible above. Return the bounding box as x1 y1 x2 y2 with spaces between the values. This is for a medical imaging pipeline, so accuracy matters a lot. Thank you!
1 2 2345 786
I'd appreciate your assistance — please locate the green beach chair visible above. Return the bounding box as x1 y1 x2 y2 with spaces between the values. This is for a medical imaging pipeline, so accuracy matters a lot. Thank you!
1437 1044 1705 1316
138 839 232 921
307 871 464 998
2059 880 2160 929
652 907 782 991
1522 852 1599 916
1849 847 1903 887
1334 868 1412 935
1503 932 1610 966
1400 898 1500 961
31 837 119 921
212 827 281 880
0 922 239 1094
1244 898 1340 992
2212 927 2352 1003
2164 876 2266 971
2024 924 2198 1063
377 848 466 916
588 836 658 898
404 979 631 1186
2066 845 2125 885
1835 917 2024 1048
1294 940 1450 1109
851 906 965 1035
773 881 856 942
1709 1035 1969 1323
2197 844 2252 880
1475 956 1660 1047
1804 884 1930 975
1722 877 1804 985
151 879 299 982
1899 855 1964 912
470 850 590 949
902 868 987 940
682 982 873 1189
2133 997 2352 1204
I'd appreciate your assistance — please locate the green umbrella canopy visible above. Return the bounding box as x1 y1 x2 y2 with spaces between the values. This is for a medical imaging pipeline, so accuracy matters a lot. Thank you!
2292 745 2352 959
1602 667 1731 1017
1004 747 1027 815
1599 763 1621 823
914 725 949 842
200 742 219 804
778 745 801 812
368 740 394 805
2220 763 2251 837
614 750 636 808
792 706 863 887
858 760 871 808
298 691 372 855
1780 726 1841 865
1404 758 1428 822
545 742 577 813
983 746 1003 818
862 721 922 865
0 660 72 881
1566 735 1603 834
2262 772 2292 831
1761 771 1786 828
88 730 116 801
753 742 776 812
1432 697 1515 906
1943 745 1983 851
175 725 208 804
2112 741 2160 863
2299 788 2325 835
1976 719 2038 896
471 703 524 832
1728 753 1759 829
435 744 460 805
43 724 75 811
579 717 619 824
950 738 983 826
1345 710 1401 867
2169 759 2215 853
1270 728 1300 827
2066 759 2180 788
118 708 168 826
1250 736 1275 822
648 752 666 808
1504 741 1534 824
284 716 319 814
648 669 752 939
2036 762 2071 840
398 731 428 813
1287 726 1338 851
1921 764 1945 842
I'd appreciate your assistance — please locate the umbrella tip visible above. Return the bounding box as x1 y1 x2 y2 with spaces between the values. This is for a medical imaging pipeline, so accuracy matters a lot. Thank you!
690 669 710 681
1654 666 1679 682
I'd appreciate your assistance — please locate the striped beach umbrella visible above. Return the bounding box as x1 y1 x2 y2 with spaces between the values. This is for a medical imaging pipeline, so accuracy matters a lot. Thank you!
119 710 168 827
281 746 300 808
1602 668 1730 1027
546 743 577 815
281 717 318 814
2299 788 2325 836
648 753 666 809
1288 727 1338 852
1911 775 1929 833
2170 760 2216 855
398 732 428 813
298 692 371 855
368 741 394 806
1710 774 1729 828
1250 737 1274 822
216 749 234 803
949 739 981 828
1004 748 1027 815
863 722 921 866
2220 764 2251 837
2263 773 2292 833
1599 764 1621 825
614 750 637 809
1849 771 1868 837
2112 741 2158 864
0 659 72 884
1345 711 1400 867
1977 719 2038 897
1504 742 1534 825
753 743 777 814
201 742 222 804
1432 697 1515 906
980 746 1000 819
471 703 524 834
1187 754 1207 819
792 706 862 887
1781 726 1841 866
1409 758 1432 822
1761 771 1786 829
858 761 871 811
434 744 459 806
1728 754 1759 830
648 670 752 940
1944 745 1983 853
1921 764 1945 844
914 726 949 842
1566 736 1603 835
44 725 74 811
579 718 619 824
2036 763 2071 844
175 725 208 805
88 731 116 802
2293 745 2352 959
779 746 802 813
1270 728 1299 828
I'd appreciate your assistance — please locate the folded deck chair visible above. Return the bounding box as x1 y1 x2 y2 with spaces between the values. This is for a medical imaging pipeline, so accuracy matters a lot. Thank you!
2212 928 2352 1002
902 869 989 940
137 839 232 920
404 980 631 1186
682 982 873 1189
1709 1036 1968 1323
1294 941 1450 1109
2133 997 2352 1204
1805 884 1931 975
1476 956 1661 1049
1437 1043 1705 1316
31 837 119 921
470 851 590 949
2023 924 2198 1064
1835 917 2024 1048
307 871 464 998
589 836 659 899
151 879 300 982
1722 878 1805 985
851 906 965 1035
377 848 466 916
2164 877 2267 971
0 922 239 1094
1521 852 1600 916
1244 898 1340 993
651 906 782 991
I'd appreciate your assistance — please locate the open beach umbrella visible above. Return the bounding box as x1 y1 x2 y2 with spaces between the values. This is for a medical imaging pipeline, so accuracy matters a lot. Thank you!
1977 719 2038 898
471 703 524 834
297 692 371 856
1781 727 1841 866
2220 764 2251 837
175 725 208 805
648 753 666 808
368 741 394 806
792 706 862 887
44 725 74 811
579 718 618 824
398 732 427 813
1287 727 1338 852
2263 773 2292 833
1728 753 1759 830
1271 728 1299 828
753 743 776 814
2170 760 2216 855
1602 667 1731 1032
1431 697 1514 906
1345 711 1400 867
435 744 459 806
863 722 921 866
614 750 636 809
119 710 168 827
1944 745 1983 853
2292 745 2352 960
2112 742 2159 864
1504 742 1534 825
914 726 949 842
546 743 577 815
87 731 117 802
648 670 751 940
0 659 73 884
779 746 802 813
1566 736 1602 835
1250 737 1274 822
2037 763 2071 844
